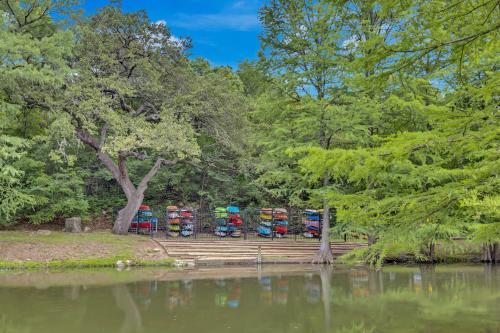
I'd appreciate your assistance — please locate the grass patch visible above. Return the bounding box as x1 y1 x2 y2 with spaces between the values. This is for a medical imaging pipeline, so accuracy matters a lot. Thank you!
0 257 175 270
0 231 173 270
0 231 150 244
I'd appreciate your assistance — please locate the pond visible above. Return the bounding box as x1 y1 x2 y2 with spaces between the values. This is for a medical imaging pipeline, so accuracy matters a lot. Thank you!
0 264 499 333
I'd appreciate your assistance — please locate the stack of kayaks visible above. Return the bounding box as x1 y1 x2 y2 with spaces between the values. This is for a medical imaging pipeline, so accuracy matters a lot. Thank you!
257 208 273 237
214 206 242 237
180 208 194 237
273 208 288 238
167 205 180 237
130 204 154 233
227 206 242 237
214 207 229 237
303 209 320 238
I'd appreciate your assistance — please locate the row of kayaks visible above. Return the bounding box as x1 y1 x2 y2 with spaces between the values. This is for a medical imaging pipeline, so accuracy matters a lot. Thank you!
303 209 321 238
214 206 242 237
258 208 289 238
130 204 157 232
167 206 194 237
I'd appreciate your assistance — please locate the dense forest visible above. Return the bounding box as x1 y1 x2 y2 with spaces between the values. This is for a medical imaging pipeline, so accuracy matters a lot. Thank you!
0 0 498 263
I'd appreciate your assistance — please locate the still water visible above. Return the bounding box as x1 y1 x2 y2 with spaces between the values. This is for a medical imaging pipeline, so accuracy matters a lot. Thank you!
0 265 499 333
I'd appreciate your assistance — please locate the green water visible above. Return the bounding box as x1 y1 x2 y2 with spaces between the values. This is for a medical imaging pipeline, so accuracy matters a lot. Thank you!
0 265 499 333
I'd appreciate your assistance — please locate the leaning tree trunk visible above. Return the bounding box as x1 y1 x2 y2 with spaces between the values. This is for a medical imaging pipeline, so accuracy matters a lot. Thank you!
112 191 145 235
313 203 334 264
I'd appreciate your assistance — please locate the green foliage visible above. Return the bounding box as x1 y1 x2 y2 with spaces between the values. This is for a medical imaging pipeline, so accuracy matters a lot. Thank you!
0 136 34 222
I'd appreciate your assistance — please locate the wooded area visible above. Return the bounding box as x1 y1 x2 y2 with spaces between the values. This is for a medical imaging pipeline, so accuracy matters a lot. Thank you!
0 0 498 264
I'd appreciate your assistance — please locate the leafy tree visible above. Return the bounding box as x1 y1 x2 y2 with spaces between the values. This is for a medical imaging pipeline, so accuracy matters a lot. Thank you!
257 0 407 262
0 0 76 224
60 6 199 234
295 0 499 264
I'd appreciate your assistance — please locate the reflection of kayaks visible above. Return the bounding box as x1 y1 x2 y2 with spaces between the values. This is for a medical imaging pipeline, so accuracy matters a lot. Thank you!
227 300 239 308
260 277 272 286
215 294 227 307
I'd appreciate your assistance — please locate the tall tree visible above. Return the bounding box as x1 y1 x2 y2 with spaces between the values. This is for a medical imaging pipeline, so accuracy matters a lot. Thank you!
296 0 499 264
63 7 199 234
259 0 347 263
257 0 402 262
0 0 76 223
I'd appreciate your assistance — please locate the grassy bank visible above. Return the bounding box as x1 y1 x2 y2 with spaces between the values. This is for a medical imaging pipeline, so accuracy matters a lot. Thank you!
0 231 175 270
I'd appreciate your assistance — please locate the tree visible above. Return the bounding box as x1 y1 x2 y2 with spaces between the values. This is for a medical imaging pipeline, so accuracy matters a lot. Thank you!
63 6 200 234
295 0 499 264
0 0 76 223
257 0 404 262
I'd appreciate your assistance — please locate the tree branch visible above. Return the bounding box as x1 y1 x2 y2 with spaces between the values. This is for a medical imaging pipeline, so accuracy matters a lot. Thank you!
76 128 136 199
137 157 179 192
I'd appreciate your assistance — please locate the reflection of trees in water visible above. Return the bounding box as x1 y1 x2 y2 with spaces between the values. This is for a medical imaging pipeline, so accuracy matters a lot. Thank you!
330 265 500 333
165 279 193 310
320 266 333 332
113 284 143 333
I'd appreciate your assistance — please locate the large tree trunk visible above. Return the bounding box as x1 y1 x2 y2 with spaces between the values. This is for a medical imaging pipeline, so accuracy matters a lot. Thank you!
429 242 436 263
484 242 499 263
112 191 145 235
313 203 334 264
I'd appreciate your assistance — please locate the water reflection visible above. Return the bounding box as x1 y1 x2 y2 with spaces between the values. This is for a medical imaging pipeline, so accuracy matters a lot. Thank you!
113 284 143 333
0 265 498 333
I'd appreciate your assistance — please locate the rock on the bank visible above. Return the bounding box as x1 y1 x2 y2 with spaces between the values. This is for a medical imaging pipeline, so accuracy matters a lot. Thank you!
65 217 82 233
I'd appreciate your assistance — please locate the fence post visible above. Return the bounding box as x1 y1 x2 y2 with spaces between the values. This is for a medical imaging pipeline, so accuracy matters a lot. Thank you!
243 209 248 240
194 208 197 239
271 208 274 241
318 209 322 242
165 208 168 240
